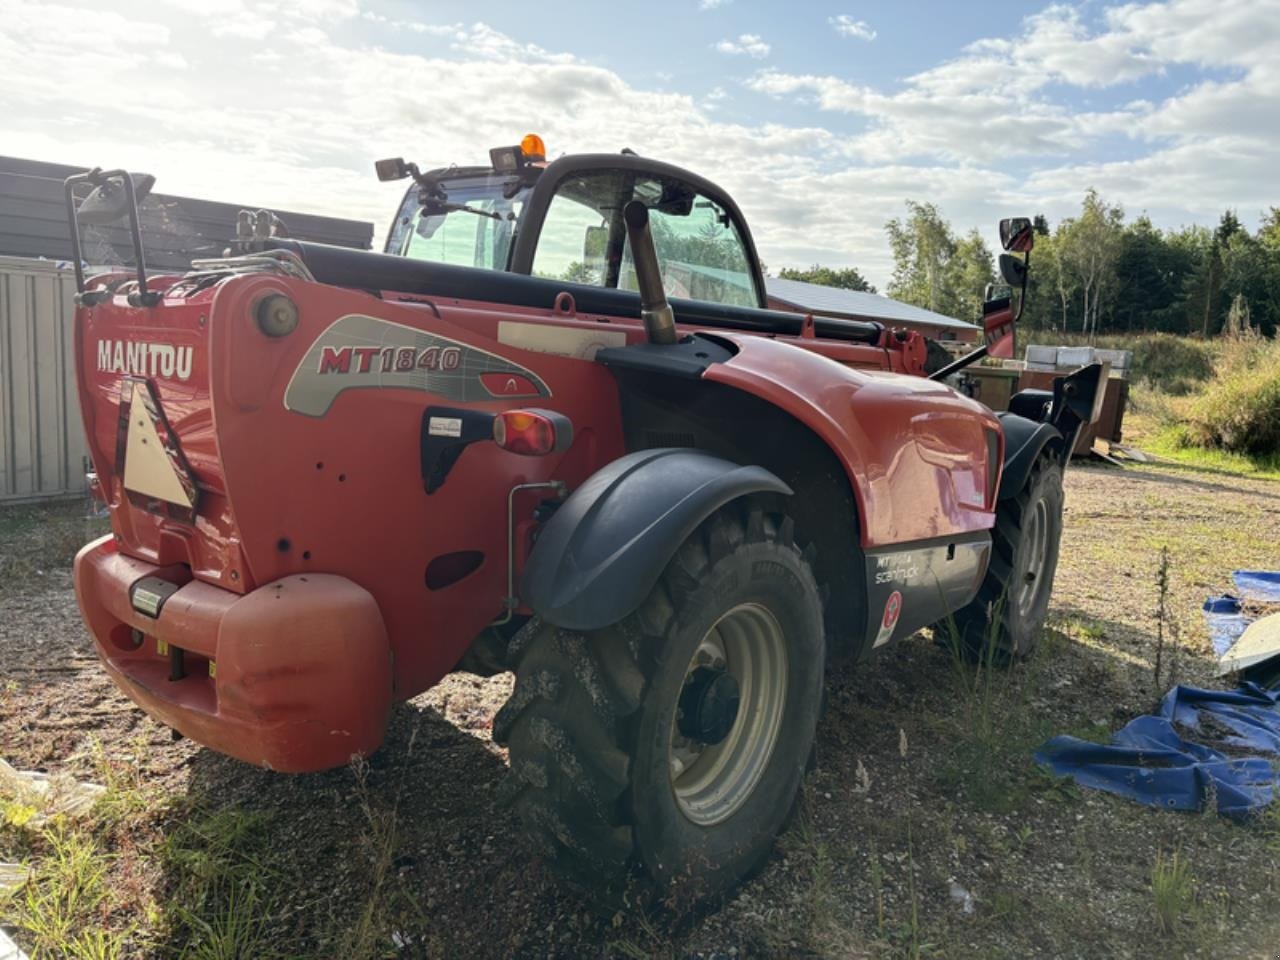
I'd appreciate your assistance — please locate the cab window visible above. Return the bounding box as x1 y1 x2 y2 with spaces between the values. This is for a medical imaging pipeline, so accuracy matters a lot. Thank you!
530 169 760 307
392 174 525 270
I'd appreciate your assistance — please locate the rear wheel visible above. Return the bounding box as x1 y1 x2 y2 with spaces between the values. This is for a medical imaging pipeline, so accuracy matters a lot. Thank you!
953 450 1064 660
493 504 824 909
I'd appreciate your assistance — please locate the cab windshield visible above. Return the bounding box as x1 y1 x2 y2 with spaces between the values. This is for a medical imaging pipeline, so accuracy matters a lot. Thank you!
385 173 530 271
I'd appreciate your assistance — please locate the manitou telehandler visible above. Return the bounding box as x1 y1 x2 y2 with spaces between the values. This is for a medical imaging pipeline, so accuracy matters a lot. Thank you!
65 135 1101 906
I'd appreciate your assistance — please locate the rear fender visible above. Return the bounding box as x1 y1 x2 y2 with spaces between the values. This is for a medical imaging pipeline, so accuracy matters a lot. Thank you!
997 413 1063 500
701 333 1001 547
521 449 791 630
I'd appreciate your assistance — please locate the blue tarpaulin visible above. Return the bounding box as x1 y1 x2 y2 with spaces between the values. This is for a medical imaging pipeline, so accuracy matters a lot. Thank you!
1203 595 1250 656
1233 570 1280 603
1200 570 1280 655
1035 683 1280 819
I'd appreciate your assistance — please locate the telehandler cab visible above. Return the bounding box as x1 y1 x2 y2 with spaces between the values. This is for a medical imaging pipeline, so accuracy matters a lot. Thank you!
65 137 1100 905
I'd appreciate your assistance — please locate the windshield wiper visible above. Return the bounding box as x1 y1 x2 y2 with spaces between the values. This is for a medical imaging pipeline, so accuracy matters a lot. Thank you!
425 200 508 222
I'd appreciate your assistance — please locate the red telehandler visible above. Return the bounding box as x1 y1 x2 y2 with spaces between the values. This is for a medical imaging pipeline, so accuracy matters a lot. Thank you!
65 136 1101 906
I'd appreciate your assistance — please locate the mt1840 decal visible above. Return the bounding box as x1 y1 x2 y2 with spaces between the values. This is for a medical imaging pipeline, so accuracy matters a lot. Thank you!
285 314 550 417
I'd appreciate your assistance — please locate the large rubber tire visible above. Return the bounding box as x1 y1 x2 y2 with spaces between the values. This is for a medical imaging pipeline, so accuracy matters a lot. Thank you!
493 504 825 909
953 450 1064 660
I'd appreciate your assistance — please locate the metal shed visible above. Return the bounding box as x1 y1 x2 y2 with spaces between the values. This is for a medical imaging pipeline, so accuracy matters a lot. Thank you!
0 156 374 268
0 156 375 503
0 254 85 503
765 276 979 343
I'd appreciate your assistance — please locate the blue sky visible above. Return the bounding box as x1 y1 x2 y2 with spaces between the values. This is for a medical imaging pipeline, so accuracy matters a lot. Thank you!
2 0 1277 287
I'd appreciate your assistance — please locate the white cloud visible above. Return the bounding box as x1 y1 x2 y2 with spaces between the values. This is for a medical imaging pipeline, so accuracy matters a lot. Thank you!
699 0 732 8
715 34 770 59
1 0 1277 290
829 15 875 41
451 22 578 64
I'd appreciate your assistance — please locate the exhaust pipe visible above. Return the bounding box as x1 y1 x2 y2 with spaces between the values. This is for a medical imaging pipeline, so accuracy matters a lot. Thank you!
622 200 677 345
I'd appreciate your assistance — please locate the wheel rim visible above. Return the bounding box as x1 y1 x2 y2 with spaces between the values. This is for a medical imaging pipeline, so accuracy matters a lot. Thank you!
1015 497 1051 618
669 602 789 826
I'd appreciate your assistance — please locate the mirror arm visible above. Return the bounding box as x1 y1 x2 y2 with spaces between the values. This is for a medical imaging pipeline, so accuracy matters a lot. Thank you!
930 247 1029 382
1015 249 1030 323
62 168 158 307
62 171 90 296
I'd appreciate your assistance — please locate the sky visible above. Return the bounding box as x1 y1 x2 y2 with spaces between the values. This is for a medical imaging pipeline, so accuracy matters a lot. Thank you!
2 0 1278 288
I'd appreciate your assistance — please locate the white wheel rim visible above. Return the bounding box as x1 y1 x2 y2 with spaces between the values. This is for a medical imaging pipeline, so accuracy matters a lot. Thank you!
668 602 789 826
1015 497 1051 618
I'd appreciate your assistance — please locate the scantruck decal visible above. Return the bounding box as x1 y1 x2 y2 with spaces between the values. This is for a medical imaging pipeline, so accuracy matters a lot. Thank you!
284 314 550 417
97 340 193 381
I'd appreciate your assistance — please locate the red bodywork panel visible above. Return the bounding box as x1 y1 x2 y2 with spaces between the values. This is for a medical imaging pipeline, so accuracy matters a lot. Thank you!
73 269 998 770
703 334 1000 546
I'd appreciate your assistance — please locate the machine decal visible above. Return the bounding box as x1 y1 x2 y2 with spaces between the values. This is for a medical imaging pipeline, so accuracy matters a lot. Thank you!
284 314 550 417
97 339 193 381
874 552 921 586
497 320 627 359
863 535 991 653
873 590 903 648
427 416 463 438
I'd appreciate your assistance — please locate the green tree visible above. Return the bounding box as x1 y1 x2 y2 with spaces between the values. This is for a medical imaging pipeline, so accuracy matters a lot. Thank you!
1056 189 1124 336
948 229 996 323
1112 216 1188 333
777 264 876 294
885 201 957 315
561 261 599 285
1022 229 1073 332
885 202 995 321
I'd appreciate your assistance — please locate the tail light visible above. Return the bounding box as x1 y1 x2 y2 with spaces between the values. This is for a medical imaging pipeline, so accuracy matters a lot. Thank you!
493 409 573 456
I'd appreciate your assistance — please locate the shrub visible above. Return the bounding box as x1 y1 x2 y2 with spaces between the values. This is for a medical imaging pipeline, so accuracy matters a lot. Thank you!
1183 336 1280 456
1127 335 1215 394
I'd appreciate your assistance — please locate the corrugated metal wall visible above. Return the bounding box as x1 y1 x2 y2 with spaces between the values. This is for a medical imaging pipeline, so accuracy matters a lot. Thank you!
1 155 375 267
0 255 88 503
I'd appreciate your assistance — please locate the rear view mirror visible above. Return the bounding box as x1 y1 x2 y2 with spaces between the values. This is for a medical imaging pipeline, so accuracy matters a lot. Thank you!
999 253 1028 286
999 217 1034 253
984 281 1013 303
375 157 411 182
76 173 155 226
583 224 608 264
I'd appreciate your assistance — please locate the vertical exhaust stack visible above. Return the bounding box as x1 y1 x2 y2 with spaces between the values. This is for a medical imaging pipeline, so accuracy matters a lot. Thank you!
622 201 677 345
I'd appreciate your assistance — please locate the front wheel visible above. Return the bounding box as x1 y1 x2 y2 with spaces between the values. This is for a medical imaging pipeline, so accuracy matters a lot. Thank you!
953 450 1064 660
493 504 825 909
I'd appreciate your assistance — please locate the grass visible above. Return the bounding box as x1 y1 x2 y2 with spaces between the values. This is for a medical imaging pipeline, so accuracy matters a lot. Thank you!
1118 332 1280 479
930 606 1066 814
1151 848 1196 937
5 453 1280 957
0 498 109 592
2 823 119 959
1181 333 1280 456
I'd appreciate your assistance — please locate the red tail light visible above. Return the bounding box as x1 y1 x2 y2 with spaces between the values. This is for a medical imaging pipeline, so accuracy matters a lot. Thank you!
493 409 573 456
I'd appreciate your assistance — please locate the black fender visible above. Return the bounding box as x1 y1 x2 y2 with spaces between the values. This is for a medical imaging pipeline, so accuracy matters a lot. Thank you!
997 412 1063 500
522 449 792 631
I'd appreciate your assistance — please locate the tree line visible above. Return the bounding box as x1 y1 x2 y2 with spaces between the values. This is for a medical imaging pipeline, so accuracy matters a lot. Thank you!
777 194 1280 338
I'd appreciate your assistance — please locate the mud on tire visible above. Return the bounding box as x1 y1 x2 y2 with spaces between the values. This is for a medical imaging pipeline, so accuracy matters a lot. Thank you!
492 503 825 909
953 449 1064 660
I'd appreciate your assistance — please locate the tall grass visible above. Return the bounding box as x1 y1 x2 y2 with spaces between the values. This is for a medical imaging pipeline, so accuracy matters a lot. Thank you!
1114 331 1280 477
1041 332 1216 393
1179 333 1280 456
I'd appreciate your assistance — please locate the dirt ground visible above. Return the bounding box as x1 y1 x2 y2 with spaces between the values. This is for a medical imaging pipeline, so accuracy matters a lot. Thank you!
2 459 1280 959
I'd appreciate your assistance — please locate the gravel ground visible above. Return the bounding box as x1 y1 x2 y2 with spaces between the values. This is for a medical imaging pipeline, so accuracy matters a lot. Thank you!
2 460 1279 958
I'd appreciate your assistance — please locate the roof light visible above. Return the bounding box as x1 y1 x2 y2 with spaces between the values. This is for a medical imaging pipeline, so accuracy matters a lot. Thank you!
520 133 547 161
493 408 573 457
